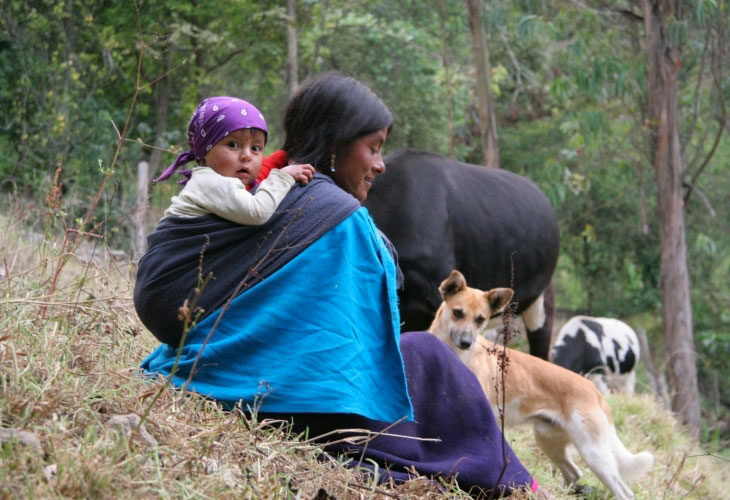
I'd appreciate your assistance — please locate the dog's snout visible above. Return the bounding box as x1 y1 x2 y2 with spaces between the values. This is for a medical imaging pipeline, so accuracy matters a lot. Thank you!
450 329 475 350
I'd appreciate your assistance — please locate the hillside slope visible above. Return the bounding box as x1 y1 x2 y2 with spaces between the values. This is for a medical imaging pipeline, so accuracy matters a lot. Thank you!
1 211 726 499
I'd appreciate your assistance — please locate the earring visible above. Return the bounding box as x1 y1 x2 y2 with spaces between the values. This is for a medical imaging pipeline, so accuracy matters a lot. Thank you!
330 154 336 173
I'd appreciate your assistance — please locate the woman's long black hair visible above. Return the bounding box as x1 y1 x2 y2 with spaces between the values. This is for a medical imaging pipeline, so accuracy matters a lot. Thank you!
282 72 393 173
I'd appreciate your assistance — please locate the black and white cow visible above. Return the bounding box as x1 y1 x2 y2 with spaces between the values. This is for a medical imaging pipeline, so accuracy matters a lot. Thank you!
365 149 560 359
551 316 640 395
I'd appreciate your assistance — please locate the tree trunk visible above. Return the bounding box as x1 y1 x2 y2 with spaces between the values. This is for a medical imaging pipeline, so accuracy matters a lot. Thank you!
636 327 670 408
642 0 701 439
134 161 150 259
465 0 499 167
286 0 299 96
438 0 456 156
149 49 171 179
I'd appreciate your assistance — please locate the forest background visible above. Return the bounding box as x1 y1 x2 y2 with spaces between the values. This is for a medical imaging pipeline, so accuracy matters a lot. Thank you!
0 0 728 449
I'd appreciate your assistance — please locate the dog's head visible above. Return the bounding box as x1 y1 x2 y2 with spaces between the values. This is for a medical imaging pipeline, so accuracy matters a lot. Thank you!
428 270 514 351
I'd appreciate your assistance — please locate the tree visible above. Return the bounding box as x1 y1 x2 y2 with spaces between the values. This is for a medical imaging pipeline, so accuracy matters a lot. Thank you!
286 0 299 95
641 0 701 438
465 0 499 167
438 0 456 156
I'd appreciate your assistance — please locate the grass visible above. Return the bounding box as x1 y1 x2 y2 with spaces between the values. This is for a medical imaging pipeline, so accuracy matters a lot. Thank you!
1 203 727 499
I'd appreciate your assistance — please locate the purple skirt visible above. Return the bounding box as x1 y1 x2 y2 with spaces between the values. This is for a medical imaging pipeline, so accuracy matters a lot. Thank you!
265 332 533 497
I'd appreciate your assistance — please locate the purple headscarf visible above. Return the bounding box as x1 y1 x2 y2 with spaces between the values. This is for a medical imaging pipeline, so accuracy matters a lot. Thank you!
155 96 268 183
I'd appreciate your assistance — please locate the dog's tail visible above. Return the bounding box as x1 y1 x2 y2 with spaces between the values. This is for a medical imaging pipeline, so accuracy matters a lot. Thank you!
609 426 654 483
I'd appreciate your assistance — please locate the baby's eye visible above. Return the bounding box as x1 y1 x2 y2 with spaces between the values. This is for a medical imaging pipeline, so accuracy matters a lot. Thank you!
251 145 262 153
227 140 239 148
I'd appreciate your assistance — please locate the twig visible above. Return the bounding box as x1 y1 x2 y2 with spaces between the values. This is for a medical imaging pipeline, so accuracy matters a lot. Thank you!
136 237 213 432
488 252 518 500
686 453 729 462
684 76 726 207
3 258 10 297
4 296 132 306
346 480 400 498
680 26 710 156
665 453 687 491
102 239 134 286
138 59 188 90
356 416 407 469
300 426 440 447
41 227 109 318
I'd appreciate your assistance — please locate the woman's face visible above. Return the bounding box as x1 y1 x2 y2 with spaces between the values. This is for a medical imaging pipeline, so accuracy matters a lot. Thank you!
333 127 388 202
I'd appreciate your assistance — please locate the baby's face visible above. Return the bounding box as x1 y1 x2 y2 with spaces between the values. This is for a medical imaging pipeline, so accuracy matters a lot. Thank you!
202 128 265 185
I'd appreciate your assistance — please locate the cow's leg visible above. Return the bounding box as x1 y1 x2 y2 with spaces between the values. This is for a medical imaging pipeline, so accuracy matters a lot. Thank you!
400 268 448 332
587 373 611 395
522 283 553 360
622 370 636 395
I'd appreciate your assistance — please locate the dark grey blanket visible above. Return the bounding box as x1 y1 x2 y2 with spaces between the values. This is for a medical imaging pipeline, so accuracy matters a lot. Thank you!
134 173 359 345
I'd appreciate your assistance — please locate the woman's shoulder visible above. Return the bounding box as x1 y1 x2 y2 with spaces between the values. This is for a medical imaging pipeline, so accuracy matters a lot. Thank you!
284 173 360 212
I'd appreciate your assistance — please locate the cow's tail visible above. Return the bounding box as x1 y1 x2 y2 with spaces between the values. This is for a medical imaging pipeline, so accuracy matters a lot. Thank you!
610 426 654 483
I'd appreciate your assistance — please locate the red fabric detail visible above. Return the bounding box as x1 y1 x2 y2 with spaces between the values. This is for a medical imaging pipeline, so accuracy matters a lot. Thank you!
530 477 539 492
256 149 288 185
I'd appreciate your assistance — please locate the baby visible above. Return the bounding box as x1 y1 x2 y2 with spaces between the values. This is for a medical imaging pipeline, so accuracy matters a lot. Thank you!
154 96 314 225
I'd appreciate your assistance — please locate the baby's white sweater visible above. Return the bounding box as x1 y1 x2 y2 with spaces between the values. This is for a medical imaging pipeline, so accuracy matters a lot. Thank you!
163 166 295 225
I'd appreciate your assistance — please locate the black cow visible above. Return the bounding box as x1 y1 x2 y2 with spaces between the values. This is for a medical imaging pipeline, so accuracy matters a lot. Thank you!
365 149 560 359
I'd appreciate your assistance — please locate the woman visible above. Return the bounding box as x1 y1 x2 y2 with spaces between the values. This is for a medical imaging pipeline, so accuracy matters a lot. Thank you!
135 72 549 498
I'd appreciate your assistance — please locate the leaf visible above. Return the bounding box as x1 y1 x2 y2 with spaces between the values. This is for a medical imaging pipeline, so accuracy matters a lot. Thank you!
666 16 687 48
516 14 538 40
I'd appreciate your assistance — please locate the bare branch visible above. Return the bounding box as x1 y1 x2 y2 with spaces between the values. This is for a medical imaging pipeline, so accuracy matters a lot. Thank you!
567 0 643 23
498 30 524 105
684 73 726 206
138 58 188 90
681 27 711 156
204 49 249 74
303 0 330 82
683 183 716 217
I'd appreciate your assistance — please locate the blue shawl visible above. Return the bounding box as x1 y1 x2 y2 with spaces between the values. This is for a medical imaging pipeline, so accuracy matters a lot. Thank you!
140 205 413 422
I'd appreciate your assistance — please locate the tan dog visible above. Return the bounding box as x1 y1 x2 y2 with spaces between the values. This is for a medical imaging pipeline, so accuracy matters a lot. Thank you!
428 270 654 500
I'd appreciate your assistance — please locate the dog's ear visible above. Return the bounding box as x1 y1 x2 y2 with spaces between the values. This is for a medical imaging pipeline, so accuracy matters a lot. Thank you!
438 270 467 299
485 288 514 314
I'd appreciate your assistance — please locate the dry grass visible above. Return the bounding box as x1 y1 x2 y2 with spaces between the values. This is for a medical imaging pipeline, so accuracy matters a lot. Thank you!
0 203 727 499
